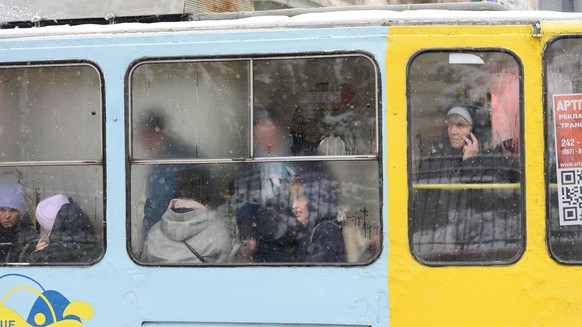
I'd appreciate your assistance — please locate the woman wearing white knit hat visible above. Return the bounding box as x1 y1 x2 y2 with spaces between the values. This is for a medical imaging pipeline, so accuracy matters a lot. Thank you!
21 194 101 263
34 194 70 252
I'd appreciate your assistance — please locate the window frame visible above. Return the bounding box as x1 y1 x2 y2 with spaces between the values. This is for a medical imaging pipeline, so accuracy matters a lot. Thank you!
406 48 526 267
126 52 384 267
0 60 106 267
542 35 582 265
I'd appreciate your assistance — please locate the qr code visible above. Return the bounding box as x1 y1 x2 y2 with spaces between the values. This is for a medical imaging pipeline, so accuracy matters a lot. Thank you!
559 169 582 223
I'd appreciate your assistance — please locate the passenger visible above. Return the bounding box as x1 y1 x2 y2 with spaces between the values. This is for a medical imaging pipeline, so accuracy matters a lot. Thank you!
287 173 345 262
253 104 317 157
413 101 519 259
417 100 515 184
141 170 232 264
0 181 37 262
231 105 318 262
139 110 198 237
21 194 100 263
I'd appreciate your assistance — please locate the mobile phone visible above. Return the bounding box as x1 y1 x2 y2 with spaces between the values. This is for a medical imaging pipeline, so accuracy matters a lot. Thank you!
465 132 472 144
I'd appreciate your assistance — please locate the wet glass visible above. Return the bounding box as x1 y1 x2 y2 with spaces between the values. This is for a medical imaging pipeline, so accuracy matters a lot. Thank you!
0 65 101 162
545 37 582 263
129 55 381 265
0 64 104 265
130 60 250 160
409 51 523 265
253 56 377 157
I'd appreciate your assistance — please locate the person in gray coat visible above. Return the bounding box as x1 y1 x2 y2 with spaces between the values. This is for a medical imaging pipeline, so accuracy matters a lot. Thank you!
140 170 232 264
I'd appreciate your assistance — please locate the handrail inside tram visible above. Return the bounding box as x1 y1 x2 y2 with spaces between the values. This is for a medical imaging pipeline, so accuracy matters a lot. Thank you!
412 182 521 189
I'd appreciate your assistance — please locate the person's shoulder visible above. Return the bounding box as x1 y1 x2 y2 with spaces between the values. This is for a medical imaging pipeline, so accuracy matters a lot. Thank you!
313 220 342 236
144 221 164 241
292 137 318 156
206 210 232 233
16 220 37 236
166 135 197 157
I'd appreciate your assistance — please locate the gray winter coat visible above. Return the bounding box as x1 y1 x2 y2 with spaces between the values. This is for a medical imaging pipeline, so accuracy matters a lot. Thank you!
141 202 232 264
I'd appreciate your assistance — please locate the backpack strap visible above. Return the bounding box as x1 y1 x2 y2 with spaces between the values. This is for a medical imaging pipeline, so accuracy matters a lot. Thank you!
183 242 206 263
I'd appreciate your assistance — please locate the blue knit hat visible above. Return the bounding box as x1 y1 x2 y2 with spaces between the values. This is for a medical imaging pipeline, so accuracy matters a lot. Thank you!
0 182 25 213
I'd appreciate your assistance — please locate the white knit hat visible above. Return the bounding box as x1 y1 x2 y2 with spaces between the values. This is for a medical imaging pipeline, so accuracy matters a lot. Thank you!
36 194 69 230
447 106 473 125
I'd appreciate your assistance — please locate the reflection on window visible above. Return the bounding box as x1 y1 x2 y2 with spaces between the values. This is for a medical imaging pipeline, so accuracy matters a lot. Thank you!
0 64 104 265
129 55 381 265
545 38 582 263
409 51 523 265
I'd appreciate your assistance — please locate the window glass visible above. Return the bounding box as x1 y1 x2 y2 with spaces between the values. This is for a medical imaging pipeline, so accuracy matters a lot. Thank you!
0 65 101 161
409 51 523 265
131 60 250 160
129 55 381 265
0 64 104 265
253 56 377 156
545 38 582 263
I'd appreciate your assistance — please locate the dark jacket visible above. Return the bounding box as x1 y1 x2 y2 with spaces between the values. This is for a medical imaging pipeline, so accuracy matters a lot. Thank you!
412 145 521 262
22 200 101 263
294 219 345 263
0 215 37 263
231 160 337 263
143 135 199 236
289 171 345 263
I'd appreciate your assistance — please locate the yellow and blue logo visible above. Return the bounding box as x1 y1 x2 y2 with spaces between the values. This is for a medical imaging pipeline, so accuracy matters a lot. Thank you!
0 274 93 327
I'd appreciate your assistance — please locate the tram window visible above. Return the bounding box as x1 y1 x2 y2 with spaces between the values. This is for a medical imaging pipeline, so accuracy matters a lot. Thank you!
0 64 104 265
129 55 381 265
408 51 523 265
545 38 582 263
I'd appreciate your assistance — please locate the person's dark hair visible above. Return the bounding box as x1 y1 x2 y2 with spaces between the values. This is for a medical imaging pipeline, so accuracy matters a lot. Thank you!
51 198 94 235
253 105 285 127
177 168 223 208
140 110 166 132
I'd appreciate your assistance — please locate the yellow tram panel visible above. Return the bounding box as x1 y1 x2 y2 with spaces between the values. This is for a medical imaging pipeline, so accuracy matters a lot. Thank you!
387 22 582 326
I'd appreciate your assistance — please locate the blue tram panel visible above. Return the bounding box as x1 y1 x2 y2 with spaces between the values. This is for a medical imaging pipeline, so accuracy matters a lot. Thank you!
0 10 389 327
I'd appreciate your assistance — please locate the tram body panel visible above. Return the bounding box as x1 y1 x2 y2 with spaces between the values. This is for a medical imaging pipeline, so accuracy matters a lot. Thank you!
0 23 388 326
387 24 552 326
5 8 582 327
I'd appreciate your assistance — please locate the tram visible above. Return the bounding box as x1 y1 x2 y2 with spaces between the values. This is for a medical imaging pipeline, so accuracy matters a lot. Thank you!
1 1 582 326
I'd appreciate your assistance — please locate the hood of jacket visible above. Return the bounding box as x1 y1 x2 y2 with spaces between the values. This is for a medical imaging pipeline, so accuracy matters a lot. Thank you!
286 170 340 241
50 200 97 245
159 206 213 242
